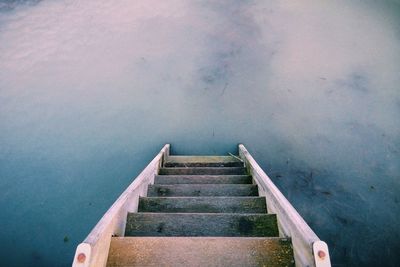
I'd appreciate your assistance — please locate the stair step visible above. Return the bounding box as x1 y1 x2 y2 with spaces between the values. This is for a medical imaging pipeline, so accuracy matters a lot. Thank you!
107 237 294 267
164 156 243 167
159 167 247 175
147 184 259 197
154 175 252 184
138 197 267 213
125 213 279 237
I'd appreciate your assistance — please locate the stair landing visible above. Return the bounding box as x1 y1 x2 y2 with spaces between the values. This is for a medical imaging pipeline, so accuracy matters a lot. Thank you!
107 237 294 267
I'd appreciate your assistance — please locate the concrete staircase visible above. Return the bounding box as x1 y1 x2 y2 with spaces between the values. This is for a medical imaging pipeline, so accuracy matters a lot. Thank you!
106 156 295 266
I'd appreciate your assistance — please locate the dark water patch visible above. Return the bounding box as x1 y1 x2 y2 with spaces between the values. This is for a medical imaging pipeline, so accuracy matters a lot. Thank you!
369 185 375 190
31 250 41 261
194 0 267 94
335 71 370 94
335 215 353 226
321 191 332 196
0 0 41 12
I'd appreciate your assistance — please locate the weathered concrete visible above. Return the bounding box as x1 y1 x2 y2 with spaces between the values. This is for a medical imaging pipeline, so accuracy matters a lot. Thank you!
124 213 279 237
159 167 247 175
138 196 267 213
164 156 243 167
107 237 295 267
147 184 259 197
154 175 252 184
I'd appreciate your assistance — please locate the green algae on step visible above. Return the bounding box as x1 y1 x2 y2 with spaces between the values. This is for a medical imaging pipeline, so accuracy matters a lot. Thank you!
138 197 267 213
164 156 243 167
147 184 259 197
125 213 279 237
158 167 247 175
154 175 252 184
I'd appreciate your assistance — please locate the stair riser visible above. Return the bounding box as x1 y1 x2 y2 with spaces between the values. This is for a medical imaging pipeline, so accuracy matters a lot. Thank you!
159 167 247 175
147 184 259 197
138 197 267 213
154 175 252 184
125 213 279 237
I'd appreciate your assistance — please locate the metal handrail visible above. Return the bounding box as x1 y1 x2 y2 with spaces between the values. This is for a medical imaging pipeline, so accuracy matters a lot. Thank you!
239 144 331 267
72 144 170 267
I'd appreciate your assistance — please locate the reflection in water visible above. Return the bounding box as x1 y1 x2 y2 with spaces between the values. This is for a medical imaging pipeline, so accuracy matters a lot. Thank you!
0 0 399 266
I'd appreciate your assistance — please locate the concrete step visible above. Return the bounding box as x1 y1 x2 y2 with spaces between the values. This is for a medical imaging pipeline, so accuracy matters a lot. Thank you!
107 237 295 267
158 167 247 175
164 156 243 167
147 184 259 197
138 197 267 213
154 175 252 184
125 213 278 237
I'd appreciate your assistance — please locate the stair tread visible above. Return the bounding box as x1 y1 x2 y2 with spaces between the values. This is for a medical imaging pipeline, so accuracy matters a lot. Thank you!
166 156 241 162
159 167 247 175
165 156 243 167
125 213 278 237
147 184 259 197
107 237 294 267
138 196 267 213
155 175 252 184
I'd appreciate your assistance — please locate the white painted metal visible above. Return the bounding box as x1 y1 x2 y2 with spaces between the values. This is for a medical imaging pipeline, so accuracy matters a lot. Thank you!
228 153 244 162
72 144 170 267
313 241 331 267
73 243 91 267
239 144 331 267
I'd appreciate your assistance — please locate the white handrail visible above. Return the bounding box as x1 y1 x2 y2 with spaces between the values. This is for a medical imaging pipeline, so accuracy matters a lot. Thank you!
239 144 331 267
72 144 170 267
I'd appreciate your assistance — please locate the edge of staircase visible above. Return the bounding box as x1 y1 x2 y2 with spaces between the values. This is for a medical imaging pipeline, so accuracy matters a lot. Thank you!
72 144 331 267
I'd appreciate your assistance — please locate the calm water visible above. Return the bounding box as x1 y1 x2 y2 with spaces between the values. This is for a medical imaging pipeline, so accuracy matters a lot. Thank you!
0 0 399 266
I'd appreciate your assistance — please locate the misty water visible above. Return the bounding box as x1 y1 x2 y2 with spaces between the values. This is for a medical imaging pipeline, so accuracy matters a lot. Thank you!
0 0 399 266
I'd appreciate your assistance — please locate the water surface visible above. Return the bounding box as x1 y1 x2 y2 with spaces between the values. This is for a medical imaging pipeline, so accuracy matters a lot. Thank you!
0 1 399 266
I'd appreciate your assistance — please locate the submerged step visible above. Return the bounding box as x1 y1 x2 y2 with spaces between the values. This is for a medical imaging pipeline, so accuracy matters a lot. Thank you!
107 237 295 267
138 197 267 213
158 167 247 175
147 184 259 197
154 175 252 184
164 156 243 167
125 213 279 237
